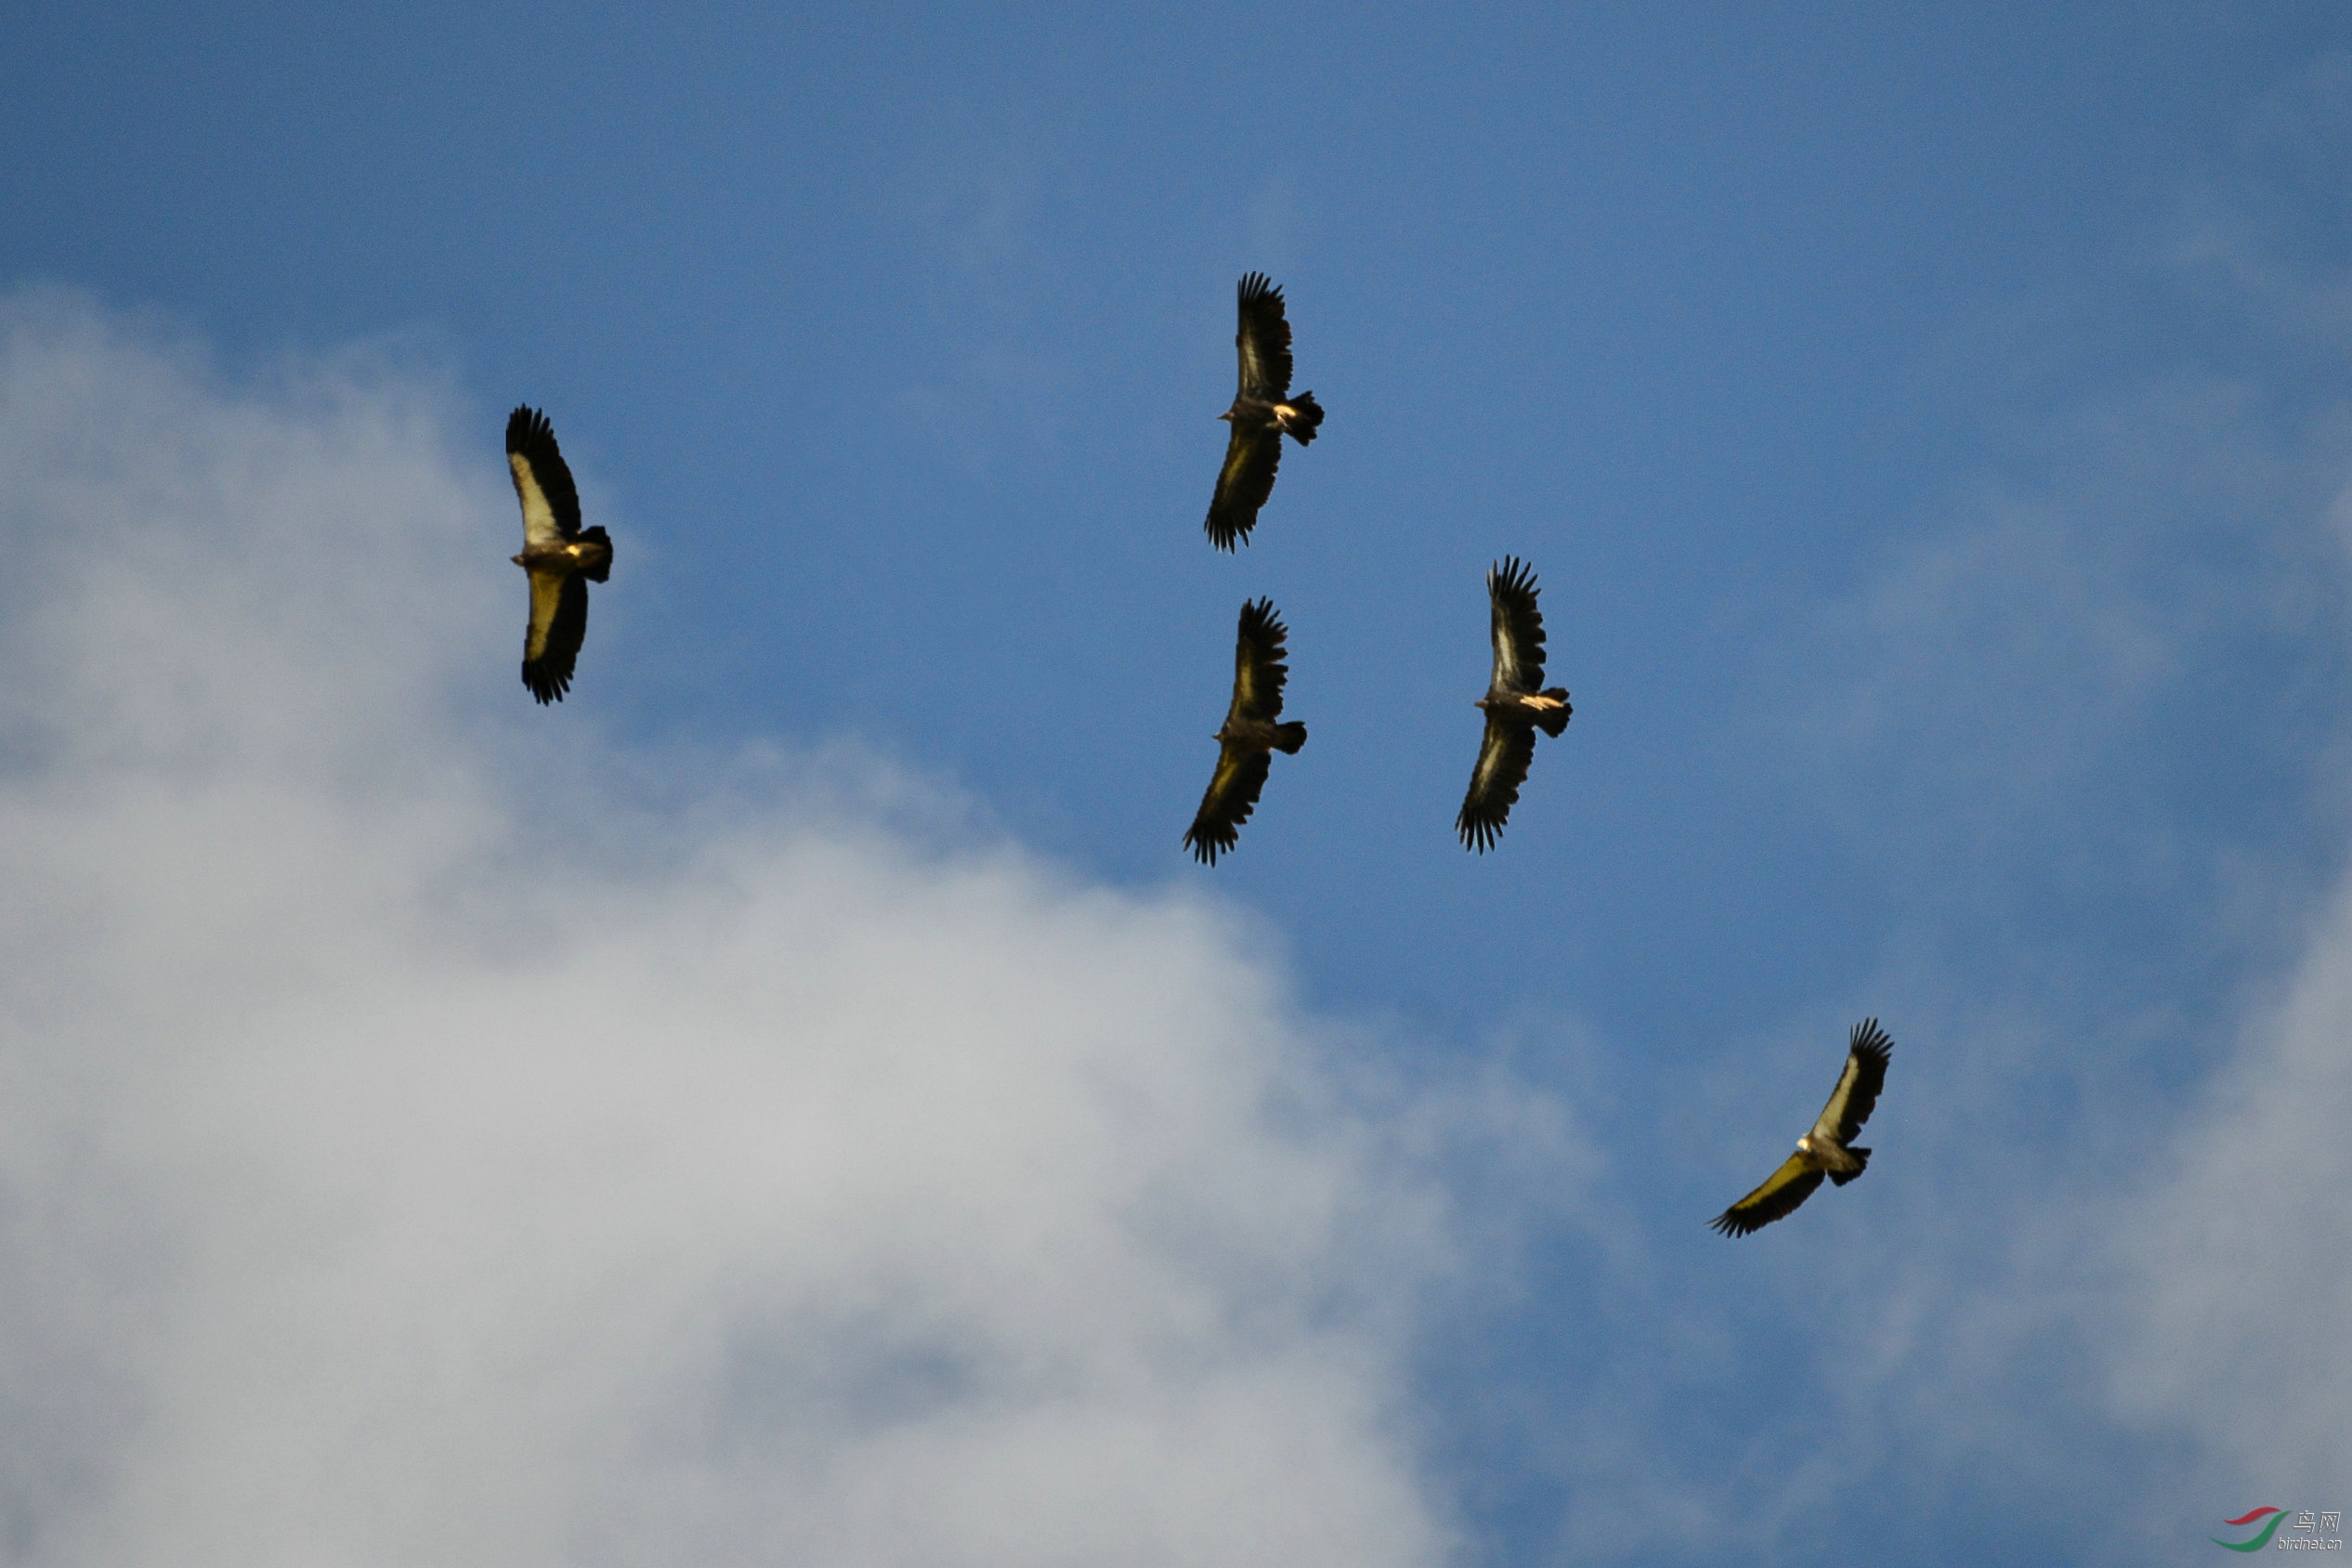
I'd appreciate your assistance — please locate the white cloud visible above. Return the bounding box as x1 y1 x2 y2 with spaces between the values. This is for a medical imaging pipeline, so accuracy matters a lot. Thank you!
2116 865 2352 1504
0 292 1496 1567
2104 482 2352 1520
2172 53 2352 346
1797 376 2346 878
2111 127 2352 1522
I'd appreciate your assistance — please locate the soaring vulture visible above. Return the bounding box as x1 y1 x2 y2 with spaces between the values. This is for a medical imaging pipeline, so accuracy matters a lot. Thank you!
1183 598 1308 864
1710 1019 1893 1237
1456 555 1572 852
1205 273 1325 551
505 405 612 704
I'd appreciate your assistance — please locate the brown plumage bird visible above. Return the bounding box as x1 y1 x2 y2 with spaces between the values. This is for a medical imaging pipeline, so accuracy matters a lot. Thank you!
1710 1020 1893 1237
1456 556 1572 852
1184 598 1309 864
506 406 612 704
1205 273 1324 551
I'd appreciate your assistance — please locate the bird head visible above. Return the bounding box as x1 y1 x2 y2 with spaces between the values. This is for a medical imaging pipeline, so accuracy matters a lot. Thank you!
1217 411 1234 423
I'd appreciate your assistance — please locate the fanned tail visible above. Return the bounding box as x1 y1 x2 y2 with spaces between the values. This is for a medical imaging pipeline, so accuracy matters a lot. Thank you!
1273 722 1307 754
580 525 613 584
1827 1147 1870 1186
1280 391 1324 445
1536 688 1572 738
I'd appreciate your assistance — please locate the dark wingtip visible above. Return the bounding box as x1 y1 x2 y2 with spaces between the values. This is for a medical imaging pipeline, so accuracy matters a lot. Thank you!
1240 595 1287 644
1183 826 1230 866
1849 1017 1894 1062
506 404 552 455
1237 270 1279 306
521 663 568 705
1489 554 1538 597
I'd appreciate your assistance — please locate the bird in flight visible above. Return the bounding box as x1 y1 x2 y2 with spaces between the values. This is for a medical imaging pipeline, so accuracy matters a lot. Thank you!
505 406 613 704
1184 598 1309 864
1457 555 1572 852
1709 1019 1893 1236
1205 272 1325 551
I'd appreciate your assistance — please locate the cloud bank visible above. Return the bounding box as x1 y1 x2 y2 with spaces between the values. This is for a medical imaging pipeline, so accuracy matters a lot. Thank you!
0 294 1483 1567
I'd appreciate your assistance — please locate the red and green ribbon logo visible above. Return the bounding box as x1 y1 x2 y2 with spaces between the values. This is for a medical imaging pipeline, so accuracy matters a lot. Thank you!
2214 1508 2287 1551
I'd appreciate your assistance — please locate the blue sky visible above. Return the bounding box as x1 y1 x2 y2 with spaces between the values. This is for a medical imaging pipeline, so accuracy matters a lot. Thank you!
6 4 2352 1564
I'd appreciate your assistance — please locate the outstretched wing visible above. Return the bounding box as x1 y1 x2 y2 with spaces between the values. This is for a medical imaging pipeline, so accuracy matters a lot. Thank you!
1184 744 1273 865
1487 555 1548 697
1709 1153 1825 1237
1456 714 1535 853
522 569 589 705
1207 426 1281 551
1228 598 1290 725
507 405 581 549
1812 1018 1892 1146
1235 272 1294 401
